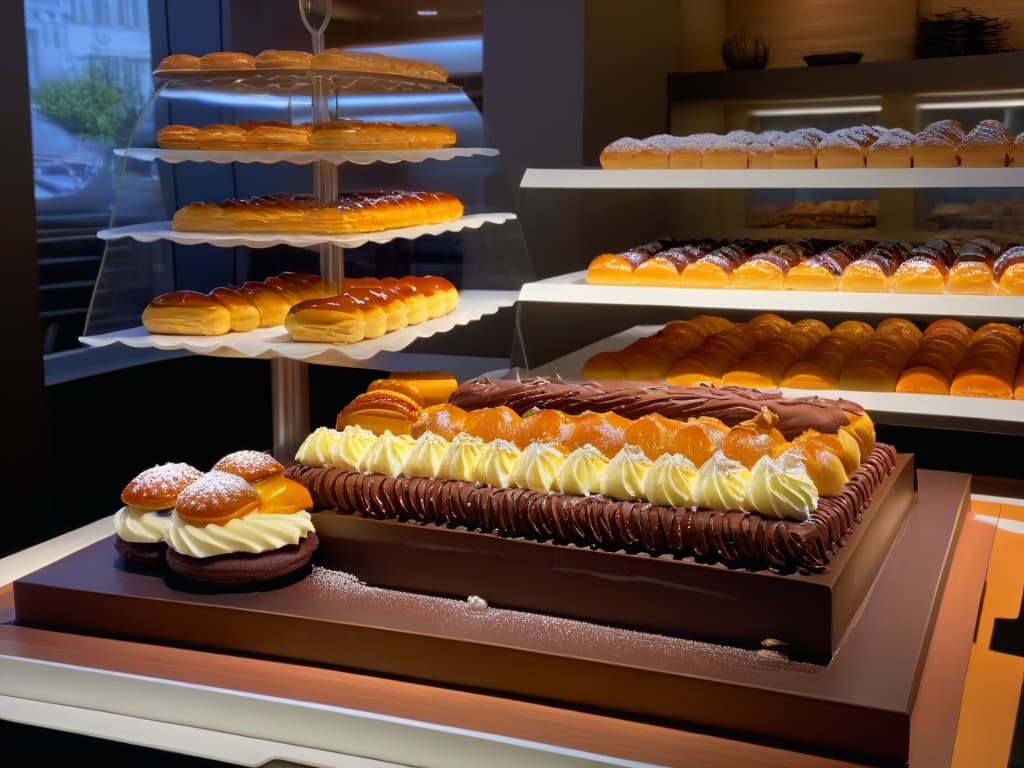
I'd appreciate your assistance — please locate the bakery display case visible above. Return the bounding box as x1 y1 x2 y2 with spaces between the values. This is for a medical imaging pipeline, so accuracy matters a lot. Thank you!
5 6 1024 767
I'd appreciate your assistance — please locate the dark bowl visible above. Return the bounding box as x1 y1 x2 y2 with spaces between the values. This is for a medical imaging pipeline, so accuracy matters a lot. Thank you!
803 51 863 66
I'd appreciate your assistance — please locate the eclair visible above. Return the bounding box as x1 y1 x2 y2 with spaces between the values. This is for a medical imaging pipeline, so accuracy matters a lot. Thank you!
254 49 312 69
142 290 232 336
199 51 256 70
157 125 199 149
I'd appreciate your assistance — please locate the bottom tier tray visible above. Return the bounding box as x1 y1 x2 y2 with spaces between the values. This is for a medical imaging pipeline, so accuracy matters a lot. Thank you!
11 466 969 766
79 289 518 364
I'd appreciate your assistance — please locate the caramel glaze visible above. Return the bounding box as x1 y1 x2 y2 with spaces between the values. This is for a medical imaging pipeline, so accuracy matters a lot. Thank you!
287 444 896 575
448 377 865 440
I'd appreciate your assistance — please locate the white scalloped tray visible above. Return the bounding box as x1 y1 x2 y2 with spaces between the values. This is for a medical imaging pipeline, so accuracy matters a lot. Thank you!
97 212 517 249
115 147 500 166
78 290 518 365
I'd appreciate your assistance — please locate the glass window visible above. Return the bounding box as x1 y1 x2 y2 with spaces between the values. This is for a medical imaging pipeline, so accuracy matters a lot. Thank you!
25 0 155 355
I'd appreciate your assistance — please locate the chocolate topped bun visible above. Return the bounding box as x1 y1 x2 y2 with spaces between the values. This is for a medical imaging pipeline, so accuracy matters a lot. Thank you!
449 376 865 440
114 462 204 570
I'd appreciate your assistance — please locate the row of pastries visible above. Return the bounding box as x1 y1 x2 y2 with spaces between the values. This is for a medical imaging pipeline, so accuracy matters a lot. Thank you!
586 236 1024 295
580 312 1024 399
156 48 447 81
601 120 1024 169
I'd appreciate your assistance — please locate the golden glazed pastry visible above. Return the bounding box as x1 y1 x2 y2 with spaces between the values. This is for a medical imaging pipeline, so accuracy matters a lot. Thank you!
141 290 232 336
254 49 312 69
155 54 201 72
172 191 464 235
309 119 456 150
244 122 311 151
156 125 199 149
284 274 459 344
311 48 395 74
199 51 256 70
195 124 248 150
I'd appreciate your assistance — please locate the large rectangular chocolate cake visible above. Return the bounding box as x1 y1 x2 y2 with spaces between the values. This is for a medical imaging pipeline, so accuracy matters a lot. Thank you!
285 378 912 661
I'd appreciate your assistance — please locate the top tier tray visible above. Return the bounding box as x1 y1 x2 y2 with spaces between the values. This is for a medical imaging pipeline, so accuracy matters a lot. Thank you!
115 147 499 166
520 167 1024 189
153 68 461 94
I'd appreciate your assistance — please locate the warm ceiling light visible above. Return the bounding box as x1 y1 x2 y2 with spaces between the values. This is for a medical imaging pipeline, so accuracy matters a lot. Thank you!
918 99 1024 110
417 9 438 15
748 105 882 117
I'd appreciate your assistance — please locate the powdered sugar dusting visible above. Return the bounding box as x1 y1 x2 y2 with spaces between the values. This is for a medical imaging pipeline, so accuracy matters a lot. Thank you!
212 449 283 481
176 470 257 513
305 566 820 674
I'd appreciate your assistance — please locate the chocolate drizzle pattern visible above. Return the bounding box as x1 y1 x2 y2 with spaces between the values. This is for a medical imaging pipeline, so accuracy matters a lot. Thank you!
288 444 896 574
449 375 864 440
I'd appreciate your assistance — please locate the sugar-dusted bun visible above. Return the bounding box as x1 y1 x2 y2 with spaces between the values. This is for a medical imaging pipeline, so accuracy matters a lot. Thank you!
121 462 204 511
195 123 248 150
156 54 200 72
175 471 260 527
255 49 312 69
142 290 232 336
284 295 367 343
157 125 199 149
212 450 284 483
199 51 256 70
209 287 260 332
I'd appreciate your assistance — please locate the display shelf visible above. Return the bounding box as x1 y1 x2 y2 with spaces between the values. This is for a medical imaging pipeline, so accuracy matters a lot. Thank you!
79 290 518 365
115 146 500 166
520 167 1024 190
97 212 517 249
152 68 461 94
518 271 1024 320
522 325 1024 435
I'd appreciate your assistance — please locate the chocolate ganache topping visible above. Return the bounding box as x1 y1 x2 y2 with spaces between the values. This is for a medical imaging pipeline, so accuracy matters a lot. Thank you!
448 375 865 440
287 443 896 574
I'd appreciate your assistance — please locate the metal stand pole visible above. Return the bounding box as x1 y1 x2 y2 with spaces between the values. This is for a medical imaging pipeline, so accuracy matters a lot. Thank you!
271 0 339 461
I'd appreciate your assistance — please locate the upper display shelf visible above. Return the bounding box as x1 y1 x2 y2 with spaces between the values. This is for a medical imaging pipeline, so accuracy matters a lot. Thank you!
520 168 1024 189
115 147 499 166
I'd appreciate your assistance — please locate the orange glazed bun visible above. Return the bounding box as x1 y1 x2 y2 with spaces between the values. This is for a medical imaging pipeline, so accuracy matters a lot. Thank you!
412 403 468 440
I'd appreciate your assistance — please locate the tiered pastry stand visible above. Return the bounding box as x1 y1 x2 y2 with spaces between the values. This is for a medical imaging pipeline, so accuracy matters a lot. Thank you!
80 17 522 461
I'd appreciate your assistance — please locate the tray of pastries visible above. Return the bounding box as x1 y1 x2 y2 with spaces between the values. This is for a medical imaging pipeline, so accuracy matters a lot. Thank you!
599 119 1023 169
571 312 1024 400
585 235 1024 295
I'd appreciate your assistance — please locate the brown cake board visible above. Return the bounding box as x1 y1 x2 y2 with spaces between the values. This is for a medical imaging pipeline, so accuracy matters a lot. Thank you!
12 465 969 766
310 454 916 664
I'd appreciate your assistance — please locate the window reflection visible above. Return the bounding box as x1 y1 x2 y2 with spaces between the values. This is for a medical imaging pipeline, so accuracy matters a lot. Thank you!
25 0 154 353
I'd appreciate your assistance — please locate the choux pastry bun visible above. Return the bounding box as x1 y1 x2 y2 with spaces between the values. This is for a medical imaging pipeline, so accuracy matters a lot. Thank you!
174 471 260 527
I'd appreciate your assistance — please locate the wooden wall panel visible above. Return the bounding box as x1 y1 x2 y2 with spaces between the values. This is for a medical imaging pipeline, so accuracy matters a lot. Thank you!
724 0 918 69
